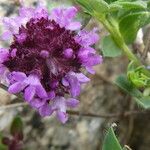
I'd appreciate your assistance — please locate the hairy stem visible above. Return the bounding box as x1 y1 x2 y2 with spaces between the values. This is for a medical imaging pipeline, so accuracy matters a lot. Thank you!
96 14 141 66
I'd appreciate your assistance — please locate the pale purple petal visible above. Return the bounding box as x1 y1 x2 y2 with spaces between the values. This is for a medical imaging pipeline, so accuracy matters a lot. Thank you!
52 97 66 112
50 7 78 28
66 75 81 97
76 29 99 46
15 33 27 44
25 75 40 85
0 71 10 85
78 48 96 61
19 7 34 18
86 66 95 74
66 98 79 108
39 103 53 117
35 84 47 98
56 111 68 124
86 54 102 66
0 65 6 75
3 17 19 34
80 54 102 67
49 8 62 24
10 71 27 82
24 85 36 102
8 82 25 94
24 75 47 98
0 48 9 63
62 78 69 87
81 47 96 54
47 91 55 100
34 6 48 19
10 49 17 58
64 7 77 19
1 31 12 40
50 8 61 19
0 65 8 81
74 73 90 83
66 22 81 30
30 98 46 109
78 49 89 59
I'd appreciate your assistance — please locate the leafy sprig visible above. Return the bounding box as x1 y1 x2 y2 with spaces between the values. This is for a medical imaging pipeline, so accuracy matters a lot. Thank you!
76 0 150 109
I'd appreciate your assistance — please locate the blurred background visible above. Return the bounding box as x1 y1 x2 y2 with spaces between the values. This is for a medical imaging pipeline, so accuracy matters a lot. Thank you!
0 0 150 150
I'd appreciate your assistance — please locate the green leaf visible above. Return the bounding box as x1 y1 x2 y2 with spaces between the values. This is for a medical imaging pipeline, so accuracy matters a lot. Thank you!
104 0 117 4
102 124 122 150
148 1 150 10
0 144 7 150
0 133 7 150
127 61 136 72
109 3 122 12
115 75 150 109
76 0 109 14
127 62 150 88
10 116 23 140
115 74 142 98
135 96 150 109
101 35 122 57
109 0 147 14
76 0 93 14
119 11 150 44
113 1 147 10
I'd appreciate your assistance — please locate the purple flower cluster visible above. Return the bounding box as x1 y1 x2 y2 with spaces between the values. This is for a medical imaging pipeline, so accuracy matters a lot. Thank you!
0 3 102 123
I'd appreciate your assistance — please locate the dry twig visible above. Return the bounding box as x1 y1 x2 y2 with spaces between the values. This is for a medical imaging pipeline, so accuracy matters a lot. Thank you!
0 84 150 118
0 102 27 110
0 102 149 119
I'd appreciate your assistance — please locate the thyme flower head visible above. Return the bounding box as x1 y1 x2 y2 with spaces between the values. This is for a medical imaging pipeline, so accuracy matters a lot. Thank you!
0 3 102 123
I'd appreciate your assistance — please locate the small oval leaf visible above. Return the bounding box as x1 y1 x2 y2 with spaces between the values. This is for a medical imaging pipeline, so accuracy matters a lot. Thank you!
76 0 109 14
102 124 122 150
10 116 23 141
101 35 122 57
115 75 150 109
119 11 150 44
113 1 147 10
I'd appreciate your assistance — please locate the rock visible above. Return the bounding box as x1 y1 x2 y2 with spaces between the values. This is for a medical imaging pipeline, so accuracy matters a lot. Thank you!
0 88 11 105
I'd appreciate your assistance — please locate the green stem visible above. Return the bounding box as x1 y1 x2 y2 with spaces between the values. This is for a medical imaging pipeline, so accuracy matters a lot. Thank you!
94 14 150 77
95 14 141 66
121 43 141 66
